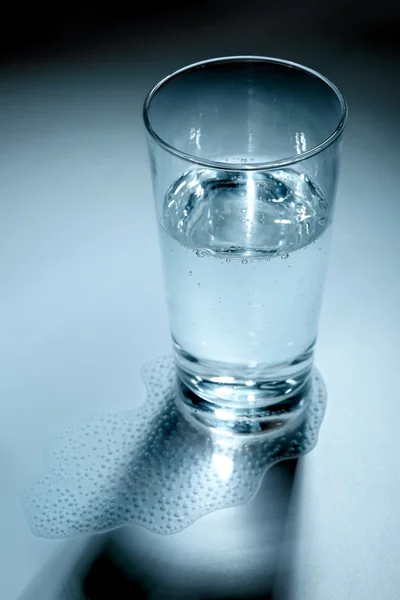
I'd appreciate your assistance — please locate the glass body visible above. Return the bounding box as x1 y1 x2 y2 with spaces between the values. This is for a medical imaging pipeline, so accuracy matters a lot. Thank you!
143 57 347 434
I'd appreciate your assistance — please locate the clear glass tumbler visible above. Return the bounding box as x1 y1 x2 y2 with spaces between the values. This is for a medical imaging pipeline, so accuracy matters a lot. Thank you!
143 56 347 434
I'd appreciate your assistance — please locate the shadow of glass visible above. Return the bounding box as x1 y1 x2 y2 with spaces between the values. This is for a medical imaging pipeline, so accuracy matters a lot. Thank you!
19 453 302 599
20 355 325 598
80 458 301 599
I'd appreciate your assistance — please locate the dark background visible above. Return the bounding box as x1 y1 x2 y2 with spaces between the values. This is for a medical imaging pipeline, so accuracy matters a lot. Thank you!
2 1 400 65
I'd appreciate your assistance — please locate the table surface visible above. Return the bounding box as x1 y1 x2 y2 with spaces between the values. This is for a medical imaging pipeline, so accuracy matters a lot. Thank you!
1 5 399 598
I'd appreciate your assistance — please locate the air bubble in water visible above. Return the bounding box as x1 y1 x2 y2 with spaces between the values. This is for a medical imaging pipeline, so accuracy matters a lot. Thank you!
196 250 205 258
281 253 289 260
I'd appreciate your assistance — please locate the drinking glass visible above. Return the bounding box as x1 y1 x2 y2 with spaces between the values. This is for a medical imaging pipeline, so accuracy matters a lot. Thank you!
143 56 347 434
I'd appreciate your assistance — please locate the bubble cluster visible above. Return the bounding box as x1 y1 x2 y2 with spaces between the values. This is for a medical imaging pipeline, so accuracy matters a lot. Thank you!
22 356 327 538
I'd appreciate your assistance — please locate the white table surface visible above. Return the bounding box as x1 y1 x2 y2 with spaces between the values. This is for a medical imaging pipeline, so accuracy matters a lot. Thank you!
1 5 399 598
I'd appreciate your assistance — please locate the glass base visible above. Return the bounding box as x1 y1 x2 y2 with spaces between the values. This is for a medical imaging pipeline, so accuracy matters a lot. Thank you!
176 366 313 436
173 341 315 434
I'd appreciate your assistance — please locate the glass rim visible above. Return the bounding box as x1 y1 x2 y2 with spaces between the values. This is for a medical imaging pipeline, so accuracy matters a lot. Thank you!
143 56 348 171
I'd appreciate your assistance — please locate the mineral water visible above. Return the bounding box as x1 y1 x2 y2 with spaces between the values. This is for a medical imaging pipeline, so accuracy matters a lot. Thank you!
159 167 331 408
